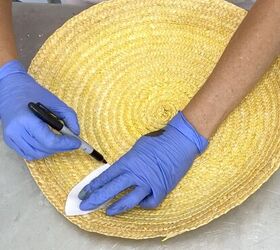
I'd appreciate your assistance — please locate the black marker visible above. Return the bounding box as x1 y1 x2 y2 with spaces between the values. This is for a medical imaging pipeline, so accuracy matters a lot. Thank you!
28 102 107 164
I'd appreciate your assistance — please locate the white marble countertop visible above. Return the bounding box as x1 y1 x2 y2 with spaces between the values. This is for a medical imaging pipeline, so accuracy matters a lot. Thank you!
1 1 280 250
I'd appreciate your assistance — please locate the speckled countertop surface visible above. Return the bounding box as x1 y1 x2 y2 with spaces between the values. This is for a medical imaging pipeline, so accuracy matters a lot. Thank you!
1 1 280 250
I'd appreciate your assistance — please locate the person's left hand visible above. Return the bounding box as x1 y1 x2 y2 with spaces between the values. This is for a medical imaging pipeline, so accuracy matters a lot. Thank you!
78 111 208 216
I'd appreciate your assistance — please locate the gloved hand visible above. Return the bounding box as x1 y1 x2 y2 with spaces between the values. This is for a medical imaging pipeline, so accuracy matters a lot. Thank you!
0 60 81 160
78 111 208 216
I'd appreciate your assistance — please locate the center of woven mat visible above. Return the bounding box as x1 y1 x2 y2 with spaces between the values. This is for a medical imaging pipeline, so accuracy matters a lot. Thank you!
143 101 177 130
154 103 175 123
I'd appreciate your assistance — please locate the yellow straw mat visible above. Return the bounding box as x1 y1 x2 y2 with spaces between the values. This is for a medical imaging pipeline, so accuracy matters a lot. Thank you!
27 0 280 240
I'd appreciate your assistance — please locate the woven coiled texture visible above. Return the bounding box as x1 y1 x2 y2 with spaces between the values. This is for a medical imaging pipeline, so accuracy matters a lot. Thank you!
27 0 280 240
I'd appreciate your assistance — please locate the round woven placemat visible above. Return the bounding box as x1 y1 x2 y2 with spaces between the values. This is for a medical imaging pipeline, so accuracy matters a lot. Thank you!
27 0 280 240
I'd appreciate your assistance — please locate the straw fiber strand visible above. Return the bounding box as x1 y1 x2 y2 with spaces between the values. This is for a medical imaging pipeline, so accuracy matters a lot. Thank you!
27 0 280 239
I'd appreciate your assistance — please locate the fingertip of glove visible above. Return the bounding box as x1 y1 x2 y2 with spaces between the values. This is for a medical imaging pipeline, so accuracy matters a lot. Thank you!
78 185 91 200
79 199 99 211
68 123 80 136
106 208 116 216
79 201 88 211
73 138 82 149
106 205 125 216
66 136 81 149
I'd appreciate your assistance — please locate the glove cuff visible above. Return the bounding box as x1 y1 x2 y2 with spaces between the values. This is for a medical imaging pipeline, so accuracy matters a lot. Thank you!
168 111 208 154
0 60 26 82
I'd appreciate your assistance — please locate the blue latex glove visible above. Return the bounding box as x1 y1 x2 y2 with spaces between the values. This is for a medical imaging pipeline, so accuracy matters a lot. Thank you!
0 60 81 160
78 111 208 216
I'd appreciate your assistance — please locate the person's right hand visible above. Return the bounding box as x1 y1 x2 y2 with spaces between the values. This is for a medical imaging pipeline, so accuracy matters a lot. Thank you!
0 60 81 161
